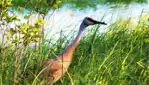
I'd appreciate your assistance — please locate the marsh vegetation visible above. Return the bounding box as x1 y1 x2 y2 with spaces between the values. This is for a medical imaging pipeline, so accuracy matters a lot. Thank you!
0 0 149 85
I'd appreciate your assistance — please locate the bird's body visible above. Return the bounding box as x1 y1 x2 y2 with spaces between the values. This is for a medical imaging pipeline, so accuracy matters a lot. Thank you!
42 58 71 83
41 17 107 84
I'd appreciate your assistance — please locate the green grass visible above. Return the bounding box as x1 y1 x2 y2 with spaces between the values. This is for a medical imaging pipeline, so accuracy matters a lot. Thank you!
1 15 149 85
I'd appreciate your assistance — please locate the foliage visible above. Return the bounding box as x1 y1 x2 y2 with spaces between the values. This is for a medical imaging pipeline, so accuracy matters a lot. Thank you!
0 0 48 47
0 0 60 84
0 0 13 23
11 0 61 14
1 13 149 84
6 18 46 46
0 0 149 85
11 0 147 10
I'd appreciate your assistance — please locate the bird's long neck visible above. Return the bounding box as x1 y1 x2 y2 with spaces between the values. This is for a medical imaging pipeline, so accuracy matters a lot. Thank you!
58 24 85 61
64 30 84 55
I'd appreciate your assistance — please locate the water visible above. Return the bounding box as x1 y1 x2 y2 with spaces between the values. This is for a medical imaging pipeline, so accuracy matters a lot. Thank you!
1 1 149 43
42 2 149 40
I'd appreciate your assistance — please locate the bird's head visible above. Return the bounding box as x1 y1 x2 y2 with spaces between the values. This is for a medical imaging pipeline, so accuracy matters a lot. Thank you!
83 17 107 26
79 17 107 31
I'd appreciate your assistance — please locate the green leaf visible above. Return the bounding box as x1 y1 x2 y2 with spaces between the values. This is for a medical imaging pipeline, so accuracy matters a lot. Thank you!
10 15 19 21
24 15 30 19
20 28 27 34
52 4 58 9
43 21 48 25
34 34 43 38
2 22 5 25
144 39 149 43
56 0 61 4
35 18 43 23
12 39 18 44
8 28 17 34
6 1 12 7
30 32 34 36
6 33 11 39
34 28 40 32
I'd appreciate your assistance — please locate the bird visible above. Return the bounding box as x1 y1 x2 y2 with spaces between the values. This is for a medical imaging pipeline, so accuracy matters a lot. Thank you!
41 17 107 84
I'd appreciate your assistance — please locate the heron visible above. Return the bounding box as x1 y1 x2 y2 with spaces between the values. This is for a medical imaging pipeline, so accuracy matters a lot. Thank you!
41 17 107 84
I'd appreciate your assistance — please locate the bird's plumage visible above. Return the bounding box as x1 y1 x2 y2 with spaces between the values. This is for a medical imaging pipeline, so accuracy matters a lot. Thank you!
41 17 106 84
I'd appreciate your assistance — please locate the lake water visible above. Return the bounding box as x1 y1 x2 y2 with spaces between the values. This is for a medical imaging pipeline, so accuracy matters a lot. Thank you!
42 2 149 40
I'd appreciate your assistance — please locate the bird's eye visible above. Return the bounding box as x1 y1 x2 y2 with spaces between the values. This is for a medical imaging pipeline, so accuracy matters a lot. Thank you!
87 17 94 22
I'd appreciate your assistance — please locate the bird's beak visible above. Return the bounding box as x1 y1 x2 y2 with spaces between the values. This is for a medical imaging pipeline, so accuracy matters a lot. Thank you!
93 20 107 25
86 17 107 25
